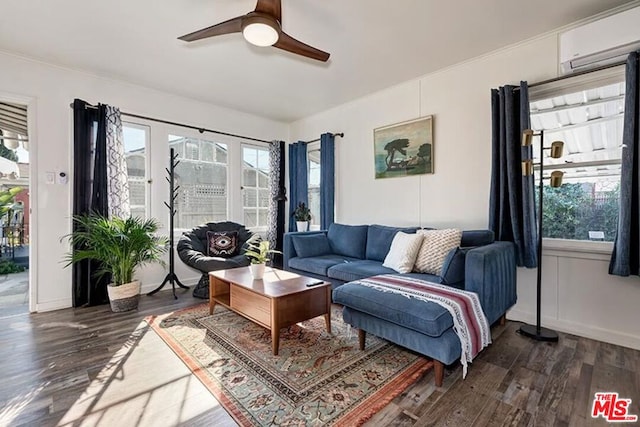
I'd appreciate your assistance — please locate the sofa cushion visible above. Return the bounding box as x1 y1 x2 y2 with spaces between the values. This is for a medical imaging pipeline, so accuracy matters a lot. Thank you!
382 232 424 273
288 255 359 277
291 233 332 258
366 225 419 262
327 223 368 259
440 247 466 288
414 229 462 275
332 281 454 337
461 230 494 247
327 260 396 282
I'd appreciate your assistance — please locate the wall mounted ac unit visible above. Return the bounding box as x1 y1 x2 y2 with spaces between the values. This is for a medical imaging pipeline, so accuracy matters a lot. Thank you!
560 6 640 74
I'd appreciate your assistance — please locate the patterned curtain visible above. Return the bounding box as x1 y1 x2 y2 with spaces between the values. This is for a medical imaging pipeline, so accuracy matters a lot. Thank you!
104 106 130 219
267 141 281 251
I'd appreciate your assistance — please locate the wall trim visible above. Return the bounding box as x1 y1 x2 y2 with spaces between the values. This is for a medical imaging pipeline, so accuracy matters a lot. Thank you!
36 298 71 313
507 308 640 351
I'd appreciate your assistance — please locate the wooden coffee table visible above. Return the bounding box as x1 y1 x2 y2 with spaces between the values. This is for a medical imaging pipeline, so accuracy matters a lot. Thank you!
209 267 331 355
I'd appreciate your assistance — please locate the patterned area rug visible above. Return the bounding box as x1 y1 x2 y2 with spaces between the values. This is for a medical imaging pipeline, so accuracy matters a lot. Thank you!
146 304 432 426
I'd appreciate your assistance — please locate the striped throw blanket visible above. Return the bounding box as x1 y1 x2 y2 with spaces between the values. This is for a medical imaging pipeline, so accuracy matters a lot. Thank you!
353 275 491 378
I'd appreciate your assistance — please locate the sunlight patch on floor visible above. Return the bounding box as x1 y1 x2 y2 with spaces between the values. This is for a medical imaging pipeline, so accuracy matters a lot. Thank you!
57 320 222 426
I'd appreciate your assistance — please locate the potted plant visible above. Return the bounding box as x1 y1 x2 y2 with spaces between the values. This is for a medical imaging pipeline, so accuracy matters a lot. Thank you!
63 214 168 312
244 240 281 280
293 202 311 232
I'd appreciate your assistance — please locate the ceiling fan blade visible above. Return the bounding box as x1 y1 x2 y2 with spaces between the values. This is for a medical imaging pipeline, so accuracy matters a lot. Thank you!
255 0 281 22
178 16 243 42
274 31 330 62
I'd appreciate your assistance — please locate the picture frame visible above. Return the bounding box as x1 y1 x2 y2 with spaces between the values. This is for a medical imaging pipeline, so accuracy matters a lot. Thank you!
374 116 433 179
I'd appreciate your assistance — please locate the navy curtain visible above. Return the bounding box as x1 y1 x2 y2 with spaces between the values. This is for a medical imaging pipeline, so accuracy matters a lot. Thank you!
320 133 335 230
489 82 538 268
610 52 640 276
72 99 111 307
288 141 308 231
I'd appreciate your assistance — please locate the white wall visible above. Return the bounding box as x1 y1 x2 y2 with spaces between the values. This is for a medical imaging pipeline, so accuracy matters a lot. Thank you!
0 50 288 312
290 34 640 350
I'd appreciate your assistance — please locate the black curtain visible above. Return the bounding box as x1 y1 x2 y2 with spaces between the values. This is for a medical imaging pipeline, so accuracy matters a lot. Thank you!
610 52 640 276
72 99 110 307
488 82 538 268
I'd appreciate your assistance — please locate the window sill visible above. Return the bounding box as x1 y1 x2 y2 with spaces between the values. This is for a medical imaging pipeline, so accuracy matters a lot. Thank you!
542 238 613 261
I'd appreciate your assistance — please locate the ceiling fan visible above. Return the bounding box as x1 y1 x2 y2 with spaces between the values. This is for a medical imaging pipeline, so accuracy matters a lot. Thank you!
178 0 330 62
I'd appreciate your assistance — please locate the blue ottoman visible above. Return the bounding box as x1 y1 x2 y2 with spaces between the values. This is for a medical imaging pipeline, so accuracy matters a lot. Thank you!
333 281 464 386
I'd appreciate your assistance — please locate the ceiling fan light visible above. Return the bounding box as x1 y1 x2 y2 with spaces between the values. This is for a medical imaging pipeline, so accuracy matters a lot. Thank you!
243 22 279 47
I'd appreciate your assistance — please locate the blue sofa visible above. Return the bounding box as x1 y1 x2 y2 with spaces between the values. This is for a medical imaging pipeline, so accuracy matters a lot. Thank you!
283 223 517 386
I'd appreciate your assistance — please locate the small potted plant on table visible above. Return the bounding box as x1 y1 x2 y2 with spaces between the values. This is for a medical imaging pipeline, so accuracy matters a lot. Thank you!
293 202 311 232
64 215 168 312
245 240 281 280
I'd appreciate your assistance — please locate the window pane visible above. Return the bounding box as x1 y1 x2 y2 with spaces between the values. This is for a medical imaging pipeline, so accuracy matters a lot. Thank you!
308 152 321 227
530 81 623 241
123 124 148 219
242 145 270 229
171 135 228 229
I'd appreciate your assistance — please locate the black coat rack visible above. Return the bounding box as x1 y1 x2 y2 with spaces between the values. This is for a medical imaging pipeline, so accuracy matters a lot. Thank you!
148 148 188 299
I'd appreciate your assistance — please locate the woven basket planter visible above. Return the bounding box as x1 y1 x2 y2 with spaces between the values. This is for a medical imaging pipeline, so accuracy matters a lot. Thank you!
107 280 141 312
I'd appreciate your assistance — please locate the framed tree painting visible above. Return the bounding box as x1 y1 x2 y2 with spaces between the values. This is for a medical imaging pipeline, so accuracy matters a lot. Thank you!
374 116 433 179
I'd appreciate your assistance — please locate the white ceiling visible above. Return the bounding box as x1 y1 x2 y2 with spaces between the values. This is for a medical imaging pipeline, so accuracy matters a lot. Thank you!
0 0 636 122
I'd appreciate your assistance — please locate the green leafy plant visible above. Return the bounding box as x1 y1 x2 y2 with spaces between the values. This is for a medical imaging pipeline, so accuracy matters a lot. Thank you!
0 259 25 274
293 202 311 221
63 214 168 286
0 187 23 217
244 240 281 265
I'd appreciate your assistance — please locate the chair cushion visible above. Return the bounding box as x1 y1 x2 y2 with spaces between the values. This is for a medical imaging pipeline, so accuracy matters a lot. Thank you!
327 260 397 282
366 224 419 262
291 233 332 258
382 232 424 273
333 281 454 337
288 255 359 276
414 229 462 275
327 223 368 259
206 230 239 257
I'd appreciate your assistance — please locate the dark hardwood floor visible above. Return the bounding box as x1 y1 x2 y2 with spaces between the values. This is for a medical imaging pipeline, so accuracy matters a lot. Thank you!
0 289 638 426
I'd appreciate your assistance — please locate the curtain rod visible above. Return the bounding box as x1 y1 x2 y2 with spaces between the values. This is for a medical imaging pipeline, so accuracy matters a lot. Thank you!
304 132 344 144
69 102 272 143
515 60 626 90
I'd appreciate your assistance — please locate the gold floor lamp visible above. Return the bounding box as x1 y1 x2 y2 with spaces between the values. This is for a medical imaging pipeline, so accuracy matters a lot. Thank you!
519 129 564 342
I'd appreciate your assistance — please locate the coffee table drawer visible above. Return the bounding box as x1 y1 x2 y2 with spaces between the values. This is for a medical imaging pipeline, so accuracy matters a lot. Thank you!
231 286 271 327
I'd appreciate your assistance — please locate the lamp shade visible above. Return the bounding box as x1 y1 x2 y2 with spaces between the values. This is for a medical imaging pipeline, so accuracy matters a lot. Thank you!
550 171 564 187
522 160 533 176
242 16 279 47
522 129 534 146
1 130 19 149
550 141 564 159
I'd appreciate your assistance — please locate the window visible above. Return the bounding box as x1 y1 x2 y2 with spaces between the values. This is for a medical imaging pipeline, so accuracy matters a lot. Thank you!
308 145 321 229
169 134 228 229
242 145 270 230
530 78 624 242
123 123 149 219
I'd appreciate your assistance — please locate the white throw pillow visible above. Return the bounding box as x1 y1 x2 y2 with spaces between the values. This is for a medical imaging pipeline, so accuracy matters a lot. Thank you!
414 229 463 275
382 232 424 274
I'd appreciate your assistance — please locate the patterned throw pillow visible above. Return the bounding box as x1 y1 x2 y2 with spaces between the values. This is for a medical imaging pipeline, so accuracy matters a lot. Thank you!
413 229 463 275
206 231 239 257
382 232 424 274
